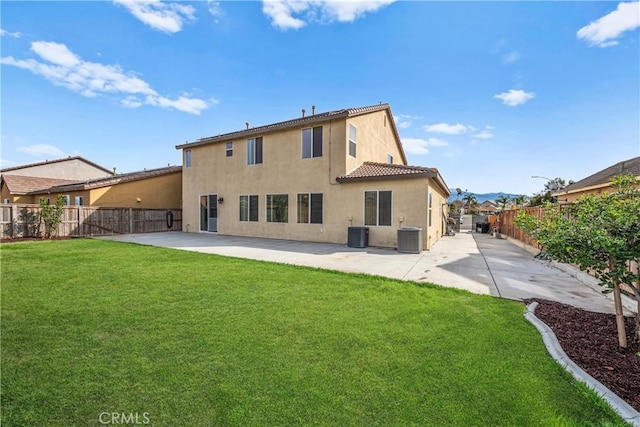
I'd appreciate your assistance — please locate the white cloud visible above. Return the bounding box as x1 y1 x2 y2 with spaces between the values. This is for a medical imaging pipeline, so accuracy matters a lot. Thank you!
473 130 494 139
1 28 22 38
262 0 396 30
113 0 196 33
502 50 522 64
401 137 449 155
493 89 535 107
1 41 210 115
208 1 222 21
577 1 640 48
424 123 469 135
17 144 67 158
394 114 418 129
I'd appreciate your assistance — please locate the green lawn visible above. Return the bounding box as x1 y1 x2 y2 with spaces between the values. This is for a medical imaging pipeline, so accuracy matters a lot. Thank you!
0 239 625 426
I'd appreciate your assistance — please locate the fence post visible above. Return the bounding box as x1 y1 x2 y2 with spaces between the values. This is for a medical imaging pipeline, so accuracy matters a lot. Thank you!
129 208 133 234
11 203 17 238
78 206 83 237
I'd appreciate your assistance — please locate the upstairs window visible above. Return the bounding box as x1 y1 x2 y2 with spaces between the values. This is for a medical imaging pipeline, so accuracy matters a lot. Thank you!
387 154 393 164
266 194 288 223
62 195 71 206
226 142 233 157
185 150 192 168
302 126 323 159
75 196 84 206
297 193 323 224
239 195 258 222
364 190 392 226
247 137 263 165
349 124 357 158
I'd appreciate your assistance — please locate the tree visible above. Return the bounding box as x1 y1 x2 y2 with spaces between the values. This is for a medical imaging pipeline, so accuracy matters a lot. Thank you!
462 193 478 214
515 174 640 347
512 194 528 208
39 195 65 239
529 177 572 207
496 195 511 211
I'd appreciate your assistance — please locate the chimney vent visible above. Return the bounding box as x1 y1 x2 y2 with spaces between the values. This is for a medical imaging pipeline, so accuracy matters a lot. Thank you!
302 108 306 117
312 105 315 115
113 167 116 174
246 122 250 129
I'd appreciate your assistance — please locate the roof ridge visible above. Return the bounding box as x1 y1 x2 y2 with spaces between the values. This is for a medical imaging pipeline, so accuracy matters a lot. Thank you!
0 156 113 175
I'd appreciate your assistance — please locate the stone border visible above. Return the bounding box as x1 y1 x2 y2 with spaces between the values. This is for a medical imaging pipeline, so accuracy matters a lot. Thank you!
525 302 640 426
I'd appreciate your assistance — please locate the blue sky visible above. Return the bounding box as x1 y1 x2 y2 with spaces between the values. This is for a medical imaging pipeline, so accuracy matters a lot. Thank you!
1 1 638 195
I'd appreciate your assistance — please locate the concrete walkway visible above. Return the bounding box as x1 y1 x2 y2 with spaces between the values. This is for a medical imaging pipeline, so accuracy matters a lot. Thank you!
99 230 625 314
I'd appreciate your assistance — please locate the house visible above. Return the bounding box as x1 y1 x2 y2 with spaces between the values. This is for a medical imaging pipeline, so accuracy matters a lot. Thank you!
1 156 114 203
176 103 450 250
553 156 640 204
1 158 182 209
29 166 182 209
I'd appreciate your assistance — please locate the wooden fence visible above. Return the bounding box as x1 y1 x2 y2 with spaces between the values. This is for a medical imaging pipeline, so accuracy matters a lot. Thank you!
0 204 182 239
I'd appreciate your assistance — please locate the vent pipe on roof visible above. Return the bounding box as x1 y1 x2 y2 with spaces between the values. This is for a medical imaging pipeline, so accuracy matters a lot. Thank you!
113 167 116 174
312 105 316 115
302 108 306 118
246 122 250 129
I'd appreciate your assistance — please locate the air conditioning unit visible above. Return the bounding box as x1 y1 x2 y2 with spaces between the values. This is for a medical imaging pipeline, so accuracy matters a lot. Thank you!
347 227 369 248
397 227 423 254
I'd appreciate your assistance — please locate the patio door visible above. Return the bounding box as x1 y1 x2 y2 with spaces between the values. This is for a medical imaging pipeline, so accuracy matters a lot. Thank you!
200 194 218 232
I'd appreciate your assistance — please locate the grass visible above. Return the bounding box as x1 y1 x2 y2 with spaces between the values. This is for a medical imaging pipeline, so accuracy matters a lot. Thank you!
0 239 626 426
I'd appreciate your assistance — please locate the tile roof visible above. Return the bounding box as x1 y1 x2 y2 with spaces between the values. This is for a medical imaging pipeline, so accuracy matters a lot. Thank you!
42 166 182 193
336 162 438 182
1 175 78 195
336 162 450 196
0 156 113 175
176 103 392 149
559 156 640 194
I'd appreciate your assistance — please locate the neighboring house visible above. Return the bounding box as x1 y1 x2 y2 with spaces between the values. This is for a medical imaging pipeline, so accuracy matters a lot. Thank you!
553 156 640 204
28 166 183 209
176 103 450 250
477 200 499 214
2 161 182 209
1 156 114 204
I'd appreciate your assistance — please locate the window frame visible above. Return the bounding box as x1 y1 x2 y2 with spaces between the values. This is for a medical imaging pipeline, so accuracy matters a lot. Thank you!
364 190 392 227
297 193 323 224
266 194 288 223
75 196 84 206
247 137 263 165
185 149 192 168
387 154 393 164
239 195 259 222
428 191 433 227
226 142 233 157
301 126 323 159
348 124 357 158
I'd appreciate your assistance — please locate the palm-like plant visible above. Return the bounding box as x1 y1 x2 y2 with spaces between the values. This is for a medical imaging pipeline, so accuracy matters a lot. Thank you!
513 194 528 208
462 193 478 213
496 195 511 211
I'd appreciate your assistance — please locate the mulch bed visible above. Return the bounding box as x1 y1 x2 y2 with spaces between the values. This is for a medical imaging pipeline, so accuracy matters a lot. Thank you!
1 236 73 244
527 298 640 412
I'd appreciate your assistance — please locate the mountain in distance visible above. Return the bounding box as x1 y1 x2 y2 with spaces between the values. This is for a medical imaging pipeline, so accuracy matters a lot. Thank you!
447 191 520 204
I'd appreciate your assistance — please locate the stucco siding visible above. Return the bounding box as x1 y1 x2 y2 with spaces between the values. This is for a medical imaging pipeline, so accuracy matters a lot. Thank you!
2 158 112 180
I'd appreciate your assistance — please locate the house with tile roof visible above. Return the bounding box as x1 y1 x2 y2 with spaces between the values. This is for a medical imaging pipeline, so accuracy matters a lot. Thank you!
553 156 640 204
2 159 182 209
176 103 450 250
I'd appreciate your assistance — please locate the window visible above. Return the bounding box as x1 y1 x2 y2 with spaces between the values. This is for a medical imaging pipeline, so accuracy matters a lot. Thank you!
247 137 263 165
185 150 192 168
302 126 323 159
364 191 392 226
3 198 9 204
387 154 393 164
266 194 288 223
62 195 71 206
428 192 433 227
239 195 258 222
75 196 84 206
226 142 233 157
349 124 357 157
297 193 323 224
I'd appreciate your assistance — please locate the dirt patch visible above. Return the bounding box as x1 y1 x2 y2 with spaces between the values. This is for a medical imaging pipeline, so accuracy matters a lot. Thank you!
527 298 640 412
1 236 74 244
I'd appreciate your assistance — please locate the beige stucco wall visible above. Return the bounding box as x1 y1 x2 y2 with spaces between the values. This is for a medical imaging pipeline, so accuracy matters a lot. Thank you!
181 112 448 250
2 158 112 180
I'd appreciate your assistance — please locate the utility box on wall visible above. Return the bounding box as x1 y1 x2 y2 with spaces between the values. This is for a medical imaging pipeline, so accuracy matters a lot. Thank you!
397 227 423 254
